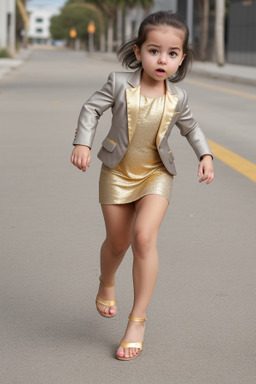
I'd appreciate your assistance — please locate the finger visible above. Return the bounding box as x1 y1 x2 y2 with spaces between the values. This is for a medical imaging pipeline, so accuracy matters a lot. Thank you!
71 153 76 165
199 171 208 183
198 164 203 177
76 157 83 170
206 172 214 184
200 171 214 183
81 160 88 172
82 154 91 171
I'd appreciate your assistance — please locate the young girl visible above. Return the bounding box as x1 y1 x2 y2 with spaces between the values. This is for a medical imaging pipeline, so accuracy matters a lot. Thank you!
71 11 214 361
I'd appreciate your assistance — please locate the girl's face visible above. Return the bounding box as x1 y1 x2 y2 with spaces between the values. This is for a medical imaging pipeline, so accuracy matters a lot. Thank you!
134 26 186 84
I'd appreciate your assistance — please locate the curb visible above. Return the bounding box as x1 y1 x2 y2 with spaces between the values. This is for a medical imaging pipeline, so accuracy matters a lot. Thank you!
190 64 256 86
91 52 256 86
0 49 32 80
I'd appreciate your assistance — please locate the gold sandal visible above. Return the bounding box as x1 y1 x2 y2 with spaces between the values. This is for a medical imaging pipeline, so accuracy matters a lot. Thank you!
116 315 146 361
95 276 116 318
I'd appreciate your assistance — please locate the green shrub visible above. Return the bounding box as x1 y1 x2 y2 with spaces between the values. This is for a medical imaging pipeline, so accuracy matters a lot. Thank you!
0 49 12 58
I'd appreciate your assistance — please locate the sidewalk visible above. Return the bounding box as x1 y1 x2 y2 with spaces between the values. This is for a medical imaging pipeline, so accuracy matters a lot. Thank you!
93 52 256 86
1 48 256 86
191 60 256 86
0 48 32 80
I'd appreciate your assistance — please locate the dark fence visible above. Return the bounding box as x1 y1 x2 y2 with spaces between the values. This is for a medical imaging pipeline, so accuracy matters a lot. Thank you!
227 0 256 66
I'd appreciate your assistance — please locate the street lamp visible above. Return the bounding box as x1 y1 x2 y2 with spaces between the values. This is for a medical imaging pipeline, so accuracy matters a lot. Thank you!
69 29 77 39
87 21 96 53
69 28 77 50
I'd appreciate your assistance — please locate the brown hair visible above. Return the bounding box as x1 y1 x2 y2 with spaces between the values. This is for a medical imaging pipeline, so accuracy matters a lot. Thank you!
117 11 193 83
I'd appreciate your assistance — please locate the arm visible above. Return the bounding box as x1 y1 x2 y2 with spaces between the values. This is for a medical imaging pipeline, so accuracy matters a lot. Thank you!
71 72 115 172
73 72 115 149
176 89 214 184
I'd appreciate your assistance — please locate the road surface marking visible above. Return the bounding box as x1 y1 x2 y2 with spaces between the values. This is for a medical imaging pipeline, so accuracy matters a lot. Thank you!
208 139 256 183
186 79 256 100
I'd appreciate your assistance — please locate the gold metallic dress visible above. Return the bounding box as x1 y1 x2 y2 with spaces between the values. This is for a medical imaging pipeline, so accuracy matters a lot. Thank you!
99 94 173 204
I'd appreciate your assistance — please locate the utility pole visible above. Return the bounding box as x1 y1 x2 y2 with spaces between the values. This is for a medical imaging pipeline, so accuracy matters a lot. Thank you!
186 0 194 44
87 21 96 53
215 0 225 66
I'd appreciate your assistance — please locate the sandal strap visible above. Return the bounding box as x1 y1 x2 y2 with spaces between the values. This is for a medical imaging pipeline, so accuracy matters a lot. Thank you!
96 295 116 307
99 275 115 287
129 315 146 322
120 339 143 350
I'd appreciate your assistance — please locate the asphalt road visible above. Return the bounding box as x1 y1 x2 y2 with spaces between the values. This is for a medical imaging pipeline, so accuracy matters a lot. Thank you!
1 49 255 384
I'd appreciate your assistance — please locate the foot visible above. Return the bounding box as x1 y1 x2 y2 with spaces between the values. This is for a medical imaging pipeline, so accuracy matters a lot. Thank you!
116 316 146 360
96 277 117 318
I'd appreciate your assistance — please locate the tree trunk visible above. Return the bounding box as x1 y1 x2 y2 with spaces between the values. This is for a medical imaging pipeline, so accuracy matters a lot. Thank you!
107 18 114 52
100 32 105 52
16 0 29 48
200 0 209 61
116 6 123 48
215 0 225 66
124 8 132 41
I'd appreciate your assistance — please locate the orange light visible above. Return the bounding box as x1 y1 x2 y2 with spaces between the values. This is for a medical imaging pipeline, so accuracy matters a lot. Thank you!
87 22 96 34
69 29 77 38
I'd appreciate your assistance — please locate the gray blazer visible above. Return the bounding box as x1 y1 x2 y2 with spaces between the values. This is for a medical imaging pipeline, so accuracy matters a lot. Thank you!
73 69 212 176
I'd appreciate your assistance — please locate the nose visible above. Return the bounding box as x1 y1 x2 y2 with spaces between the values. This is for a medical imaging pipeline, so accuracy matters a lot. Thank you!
158 54 167 65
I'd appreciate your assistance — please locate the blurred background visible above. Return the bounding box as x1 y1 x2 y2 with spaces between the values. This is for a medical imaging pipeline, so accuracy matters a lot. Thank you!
0 0 256 67
1 3 256 383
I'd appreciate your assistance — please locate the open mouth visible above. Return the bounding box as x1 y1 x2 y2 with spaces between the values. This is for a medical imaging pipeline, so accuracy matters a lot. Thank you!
156 69 165 74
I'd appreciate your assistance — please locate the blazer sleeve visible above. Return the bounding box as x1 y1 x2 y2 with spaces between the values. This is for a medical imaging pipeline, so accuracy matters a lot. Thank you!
73 72 115 148
175 89 213 161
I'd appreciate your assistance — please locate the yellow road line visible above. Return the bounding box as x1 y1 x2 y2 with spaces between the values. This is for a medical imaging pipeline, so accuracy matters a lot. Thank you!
208 139 256 183
185 79 256 100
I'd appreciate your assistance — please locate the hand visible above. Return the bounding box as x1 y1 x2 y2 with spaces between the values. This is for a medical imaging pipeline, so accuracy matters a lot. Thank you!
70 145 91 172
198 155 214 184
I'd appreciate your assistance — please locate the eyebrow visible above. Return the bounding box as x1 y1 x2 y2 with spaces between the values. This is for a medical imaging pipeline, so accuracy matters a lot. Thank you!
146 44 181 51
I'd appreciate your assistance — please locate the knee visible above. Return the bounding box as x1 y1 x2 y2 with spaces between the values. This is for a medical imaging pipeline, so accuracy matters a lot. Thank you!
132 230 154 257
105 237 130 256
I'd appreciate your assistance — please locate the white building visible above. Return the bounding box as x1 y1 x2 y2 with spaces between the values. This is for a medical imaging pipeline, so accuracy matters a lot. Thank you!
28 7 58 45
0 0 16 53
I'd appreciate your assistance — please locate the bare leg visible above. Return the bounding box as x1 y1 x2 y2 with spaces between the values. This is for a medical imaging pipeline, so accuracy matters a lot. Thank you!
97 203 135 316
117 195 168 359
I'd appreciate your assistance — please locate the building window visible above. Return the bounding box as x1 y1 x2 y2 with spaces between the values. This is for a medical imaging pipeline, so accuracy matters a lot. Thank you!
36 28 43 33
36 18 43 23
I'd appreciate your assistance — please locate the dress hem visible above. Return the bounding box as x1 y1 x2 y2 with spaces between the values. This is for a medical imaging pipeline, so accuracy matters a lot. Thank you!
99 192 171 205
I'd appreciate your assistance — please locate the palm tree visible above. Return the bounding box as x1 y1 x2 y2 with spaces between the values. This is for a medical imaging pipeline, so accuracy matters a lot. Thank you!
93 0 153 50
65 0 109 51
81 0 154 51
116 0 125 48
85 0 116 52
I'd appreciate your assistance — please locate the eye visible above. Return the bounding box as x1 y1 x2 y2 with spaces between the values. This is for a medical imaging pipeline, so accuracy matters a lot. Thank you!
150 49 158 55
169 51 178 57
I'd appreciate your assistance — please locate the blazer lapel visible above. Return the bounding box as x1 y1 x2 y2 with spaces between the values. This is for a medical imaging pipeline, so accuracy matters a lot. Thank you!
126 85 140 143
125 71 179 147
125 69 142 143
156 81 179 149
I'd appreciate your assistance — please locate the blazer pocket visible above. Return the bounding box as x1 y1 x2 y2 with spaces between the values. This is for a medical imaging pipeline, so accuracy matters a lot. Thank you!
168 150 175 163
102 137 117 152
